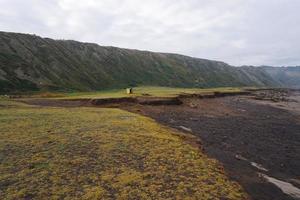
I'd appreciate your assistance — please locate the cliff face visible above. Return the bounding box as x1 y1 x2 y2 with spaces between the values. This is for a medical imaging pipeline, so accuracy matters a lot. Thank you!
0 31 285 93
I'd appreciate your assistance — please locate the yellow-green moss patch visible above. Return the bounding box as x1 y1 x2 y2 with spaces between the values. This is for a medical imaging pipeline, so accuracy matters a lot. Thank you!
0 99 247 199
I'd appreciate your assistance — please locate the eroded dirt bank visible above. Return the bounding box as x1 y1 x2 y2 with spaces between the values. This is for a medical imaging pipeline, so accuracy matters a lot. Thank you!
122 90 300 200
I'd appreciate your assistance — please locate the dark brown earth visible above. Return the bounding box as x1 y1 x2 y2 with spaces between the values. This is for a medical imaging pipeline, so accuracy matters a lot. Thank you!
21 89 300 200
122 90 300 200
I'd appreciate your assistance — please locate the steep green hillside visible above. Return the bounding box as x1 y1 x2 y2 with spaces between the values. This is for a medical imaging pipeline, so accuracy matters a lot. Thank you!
0 31 282 93
262 66 300 88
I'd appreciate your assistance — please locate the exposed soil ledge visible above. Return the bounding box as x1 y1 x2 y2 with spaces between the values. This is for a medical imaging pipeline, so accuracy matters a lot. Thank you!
21 90 252 107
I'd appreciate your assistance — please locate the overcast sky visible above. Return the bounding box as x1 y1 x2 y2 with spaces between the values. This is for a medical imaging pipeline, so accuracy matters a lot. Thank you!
0 0 299 66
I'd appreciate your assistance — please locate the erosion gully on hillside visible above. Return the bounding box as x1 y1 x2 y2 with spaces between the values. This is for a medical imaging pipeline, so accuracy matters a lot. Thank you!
22 89 300 200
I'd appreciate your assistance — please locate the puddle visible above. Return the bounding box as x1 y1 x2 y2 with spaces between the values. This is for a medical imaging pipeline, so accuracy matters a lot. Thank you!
179 126 192 132
260 173 300 199
235 157 300 199
235 154 269 172
251 162 268 172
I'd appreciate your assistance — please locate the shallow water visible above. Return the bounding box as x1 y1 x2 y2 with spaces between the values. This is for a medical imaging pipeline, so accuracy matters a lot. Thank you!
260 173 300 199
250 162 268 171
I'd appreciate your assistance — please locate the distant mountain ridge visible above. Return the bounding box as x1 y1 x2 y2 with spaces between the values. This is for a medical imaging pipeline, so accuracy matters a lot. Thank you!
0 31 298 93
261 66 300 88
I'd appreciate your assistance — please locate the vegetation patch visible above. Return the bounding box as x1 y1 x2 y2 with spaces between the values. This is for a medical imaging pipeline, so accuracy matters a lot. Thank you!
27 86 244 99
0 99 247 199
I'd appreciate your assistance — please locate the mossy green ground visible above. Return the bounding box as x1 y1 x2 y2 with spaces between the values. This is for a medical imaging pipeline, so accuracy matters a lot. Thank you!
0 99 247 199
66 86 244 99
30 86 244 99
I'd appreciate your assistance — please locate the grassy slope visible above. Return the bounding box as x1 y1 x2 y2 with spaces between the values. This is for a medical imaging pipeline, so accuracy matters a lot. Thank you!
0 99 247 199
0 31 280 93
